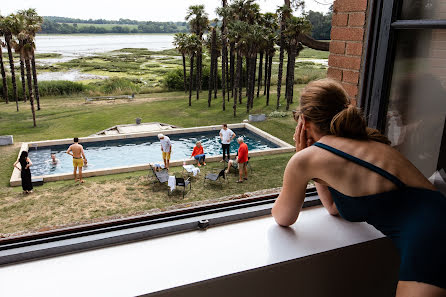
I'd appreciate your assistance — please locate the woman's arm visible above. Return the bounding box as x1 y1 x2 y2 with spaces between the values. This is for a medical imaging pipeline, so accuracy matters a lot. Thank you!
272 153 312 226
314 182 338 216
25 158 33 169
13 161 21 171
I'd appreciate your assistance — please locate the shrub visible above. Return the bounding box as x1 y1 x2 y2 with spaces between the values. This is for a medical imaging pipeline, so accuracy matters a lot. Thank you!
38 80 86 96
0 76 86 100
93 77 141 95
163 66 222 91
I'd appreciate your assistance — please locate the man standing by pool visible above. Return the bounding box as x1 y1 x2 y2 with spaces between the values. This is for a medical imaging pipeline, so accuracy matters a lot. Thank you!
219 124 236 162
66 137 87 183
158 134 172 170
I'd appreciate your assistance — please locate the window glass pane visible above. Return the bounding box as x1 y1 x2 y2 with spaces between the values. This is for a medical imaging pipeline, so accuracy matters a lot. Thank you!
385 29 446 179
400 0 446 20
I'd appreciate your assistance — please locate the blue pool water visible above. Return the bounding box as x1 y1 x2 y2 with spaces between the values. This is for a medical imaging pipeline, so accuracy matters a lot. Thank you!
27 128 280 177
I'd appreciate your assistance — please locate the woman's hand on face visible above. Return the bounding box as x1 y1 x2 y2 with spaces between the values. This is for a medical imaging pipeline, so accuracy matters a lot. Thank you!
294 116 315 152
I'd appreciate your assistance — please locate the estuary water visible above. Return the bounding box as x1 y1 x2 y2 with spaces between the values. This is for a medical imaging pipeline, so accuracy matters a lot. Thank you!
35 34 175 57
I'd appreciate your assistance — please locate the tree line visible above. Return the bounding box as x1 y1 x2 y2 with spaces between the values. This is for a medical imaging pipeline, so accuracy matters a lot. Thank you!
40 18 189 34
0 9 43 127
174 0 330 117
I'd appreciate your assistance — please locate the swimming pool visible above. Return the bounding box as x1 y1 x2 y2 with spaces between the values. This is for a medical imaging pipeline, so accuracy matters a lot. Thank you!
10 123 295 186
28 128 279 177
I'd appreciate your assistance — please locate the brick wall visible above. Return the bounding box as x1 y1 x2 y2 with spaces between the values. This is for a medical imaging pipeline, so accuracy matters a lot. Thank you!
327 0 368 105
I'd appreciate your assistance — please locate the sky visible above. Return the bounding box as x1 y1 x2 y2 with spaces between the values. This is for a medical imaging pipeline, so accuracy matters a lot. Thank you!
3 0 333 22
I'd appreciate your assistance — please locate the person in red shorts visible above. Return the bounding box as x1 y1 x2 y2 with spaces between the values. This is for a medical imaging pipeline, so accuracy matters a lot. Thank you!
232 137 248 183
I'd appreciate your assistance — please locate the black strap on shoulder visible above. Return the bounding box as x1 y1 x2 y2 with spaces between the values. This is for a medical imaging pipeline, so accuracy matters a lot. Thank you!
313 142 406 188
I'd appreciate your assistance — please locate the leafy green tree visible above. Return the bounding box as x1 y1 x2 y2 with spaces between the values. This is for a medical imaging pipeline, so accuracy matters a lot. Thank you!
307 10 332 40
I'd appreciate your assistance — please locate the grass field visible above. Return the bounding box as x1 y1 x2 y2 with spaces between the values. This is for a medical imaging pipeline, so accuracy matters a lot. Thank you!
0 87 304 237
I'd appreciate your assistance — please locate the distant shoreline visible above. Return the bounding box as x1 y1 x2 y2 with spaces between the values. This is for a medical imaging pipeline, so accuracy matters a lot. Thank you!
36 33 177 36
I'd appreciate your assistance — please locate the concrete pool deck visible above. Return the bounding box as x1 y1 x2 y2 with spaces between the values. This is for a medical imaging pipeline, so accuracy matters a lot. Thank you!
10 123 295 187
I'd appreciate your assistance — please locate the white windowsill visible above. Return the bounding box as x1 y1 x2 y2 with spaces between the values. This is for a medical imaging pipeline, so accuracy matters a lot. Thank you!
0 206 385 297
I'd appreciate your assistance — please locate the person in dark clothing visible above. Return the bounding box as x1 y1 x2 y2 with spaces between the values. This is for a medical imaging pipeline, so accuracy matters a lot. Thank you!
13 151 33 194
272 79 446 297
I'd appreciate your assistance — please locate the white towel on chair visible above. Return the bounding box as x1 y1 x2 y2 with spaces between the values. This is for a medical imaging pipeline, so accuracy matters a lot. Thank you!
183 165 200 176
168 176 176 191
191 167 200 176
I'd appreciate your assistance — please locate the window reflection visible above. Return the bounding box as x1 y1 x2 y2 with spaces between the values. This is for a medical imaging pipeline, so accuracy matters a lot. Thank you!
400 0 445 20
385 30 446 180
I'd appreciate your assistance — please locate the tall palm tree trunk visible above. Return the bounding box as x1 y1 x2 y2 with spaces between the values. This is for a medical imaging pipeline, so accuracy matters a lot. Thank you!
221 41 227 109
213 54 218 99
196 48 202 100
250 55 256 109
247 56 256 113
286 48 296 111
5 35 17 105
208 53 214 108
233 52 241 117
257 52 263 98
236 53 243 104
230 43 235 98
277 43 285 108
285 50 291 101
245 58 249 98
0 46 9 105
19 57 28 102
263 53 268 96
226 52 230 102
31 54 41 110
24 57 36 127
267 55 273 106
189 54 195 106
182 54 187 92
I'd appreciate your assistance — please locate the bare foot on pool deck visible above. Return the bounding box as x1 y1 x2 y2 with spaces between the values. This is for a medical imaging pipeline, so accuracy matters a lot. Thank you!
79 180 85 184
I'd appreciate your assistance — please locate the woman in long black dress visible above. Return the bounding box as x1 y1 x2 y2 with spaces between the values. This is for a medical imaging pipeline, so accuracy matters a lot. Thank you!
13 151 33 194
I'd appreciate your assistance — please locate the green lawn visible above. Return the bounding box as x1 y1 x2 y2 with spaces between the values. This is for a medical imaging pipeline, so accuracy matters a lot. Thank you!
0 87 303 236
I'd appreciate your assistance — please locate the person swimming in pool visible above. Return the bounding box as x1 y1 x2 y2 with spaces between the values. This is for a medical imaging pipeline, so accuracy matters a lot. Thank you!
50 153 58 165
272 79 446 297
66 137 87 183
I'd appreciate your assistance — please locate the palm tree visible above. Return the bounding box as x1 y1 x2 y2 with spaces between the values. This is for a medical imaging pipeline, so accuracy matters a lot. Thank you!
19 9 43 110
173 33 188 92
276 5 291 110
207 27 217 107
186 5 209 101
0 16 8 103
0 15 18 107
283 16 310 110
16 28 36 127
185 34 200 106
218 0 229 106
10 14 28 105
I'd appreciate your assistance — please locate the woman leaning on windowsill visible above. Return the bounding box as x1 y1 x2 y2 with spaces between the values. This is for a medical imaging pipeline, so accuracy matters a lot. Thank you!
272 79 446 297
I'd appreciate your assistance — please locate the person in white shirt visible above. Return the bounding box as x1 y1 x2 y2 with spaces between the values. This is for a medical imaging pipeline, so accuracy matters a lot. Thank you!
158 134 172 170
219 124 236 162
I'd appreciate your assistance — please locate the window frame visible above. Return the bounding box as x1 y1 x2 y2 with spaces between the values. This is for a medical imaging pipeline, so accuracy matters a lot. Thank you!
0 189 320 266
360 0 446 131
